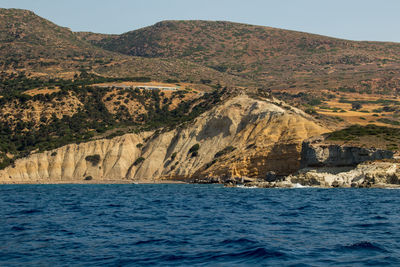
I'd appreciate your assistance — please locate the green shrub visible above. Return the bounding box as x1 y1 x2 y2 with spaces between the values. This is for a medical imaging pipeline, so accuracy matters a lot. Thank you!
352 102 363 110
377 118 400 126
85 154 100 166
308 99 322 106
134 157 145 166
171 152 177 160
205 159 217 169
327 124 400 141
84 176 93 180
106 130 125 139
214 146 236 158
188 144 200 154
0 155 14 170
305 108 317 115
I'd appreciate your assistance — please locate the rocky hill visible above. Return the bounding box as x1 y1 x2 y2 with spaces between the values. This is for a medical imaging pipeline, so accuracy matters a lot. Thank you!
0 9 242 85
80 20 400 130
86 20 400 94
0 75 230 168
0 94 328 183
0 9 112 74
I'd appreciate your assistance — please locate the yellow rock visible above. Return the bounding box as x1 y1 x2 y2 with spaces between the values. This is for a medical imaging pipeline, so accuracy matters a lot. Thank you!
0 94 328 183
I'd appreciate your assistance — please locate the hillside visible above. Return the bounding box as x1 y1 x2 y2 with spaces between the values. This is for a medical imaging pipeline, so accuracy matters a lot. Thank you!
0 74 231 168
82 20 400 129
0 94 328 183
0 8 114 75
0 9 243 85
87 20 400 92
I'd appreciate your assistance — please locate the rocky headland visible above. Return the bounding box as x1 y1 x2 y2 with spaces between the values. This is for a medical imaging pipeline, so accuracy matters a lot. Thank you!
235 137 399 188
0 94 327 184
1 93 398 188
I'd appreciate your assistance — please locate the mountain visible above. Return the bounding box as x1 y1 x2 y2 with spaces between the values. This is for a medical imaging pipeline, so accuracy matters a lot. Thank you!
87 20 400 91
0 9 112 74
84 20 400 131
0 9 242 85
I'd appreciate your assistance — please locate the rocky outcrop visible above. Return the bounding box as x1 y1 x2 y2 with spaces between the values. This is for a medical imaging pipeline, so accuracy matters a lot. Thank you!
0 94 328 183
286 161 400 188
234 136 398 188
301 139 393 167
235 161 400 188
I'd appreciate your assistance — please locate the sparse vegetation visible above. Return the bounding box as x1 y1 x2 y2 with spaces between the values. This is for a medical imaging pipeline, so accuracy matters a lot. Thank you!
352 103 362 110
134 157 145 166
189 144 200 153
0 153 14 170
214 146 236 158
170 152 177 160
136 143 144 148
0 73 228 169
377 118 400 126
327 124 400 143
85 154 101 166
188 144 200 157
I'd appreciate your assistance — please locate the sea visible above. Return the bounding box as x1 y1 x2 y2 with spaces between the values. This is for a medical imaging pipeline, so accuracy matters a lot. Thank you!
0 184 400 266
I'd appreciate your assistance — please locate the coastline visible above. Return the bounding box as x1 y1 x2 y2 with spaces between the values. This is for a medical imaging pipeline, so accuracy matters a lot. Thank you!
0 179 188 185
1 179 400 189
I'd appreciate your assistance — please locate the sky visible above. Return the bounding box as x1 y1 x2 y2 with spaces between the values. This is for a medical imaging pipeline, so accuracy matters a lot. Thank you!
1 0 399 42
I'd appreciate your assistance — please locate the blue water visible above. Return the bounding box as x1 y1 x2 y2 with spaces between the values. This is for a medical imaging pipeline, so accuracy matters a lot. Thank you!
1 185 400 266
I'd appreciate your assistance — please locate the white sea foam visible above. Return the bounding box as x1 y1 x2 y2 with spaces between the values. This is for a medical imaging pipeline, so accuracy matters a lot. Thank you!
292 183 310 188
236 185 259 189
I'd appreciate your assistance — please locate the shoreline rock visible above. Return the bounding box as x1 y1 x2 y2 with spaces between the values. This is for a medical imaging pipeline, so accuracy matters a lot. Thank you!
227 161 400 188
300 138 394 168
226 136 398 188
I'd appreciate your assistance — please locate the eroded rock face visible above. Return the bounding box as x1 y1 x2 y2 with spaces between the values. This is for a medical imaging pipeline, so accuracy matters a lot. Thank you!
286 162 400 188
0 94 328 183
235 162 400 188
259 138 398 188
301 141 393 167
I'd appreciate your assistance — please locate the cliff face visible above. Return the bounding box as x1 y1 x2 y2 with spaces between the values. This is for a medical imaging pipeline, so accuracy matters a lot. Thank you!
256 138 397 188
301 140 394 167
0 94 328 183
241 161 400 189
286 161 400 188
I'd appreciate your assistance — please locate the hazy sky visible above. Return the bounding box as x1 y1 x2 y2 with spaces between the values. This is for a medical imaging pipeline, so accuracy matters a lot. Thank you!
1 0 399 42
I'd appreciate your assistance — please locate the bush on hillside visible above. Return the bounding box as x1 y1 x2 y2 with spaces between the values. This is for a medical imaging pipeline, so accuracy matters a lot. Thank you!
134 157 145 166
85 154 100 166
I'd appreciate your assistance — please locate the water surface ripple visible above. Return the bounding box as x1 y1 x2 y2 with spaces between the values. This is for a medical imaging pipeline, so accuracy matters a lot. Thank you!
0 185 400 266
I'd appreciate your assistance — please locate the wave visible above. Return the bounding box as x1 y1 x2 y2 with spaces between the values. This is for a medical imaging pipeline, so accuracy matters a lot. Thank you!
221 238 258 245
17 209 42 215
236 185 259 189
292 183 311 188
207 247 287 262
134 239 164 245
11 226 26 231
352 222 392 228
339 241 387 252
